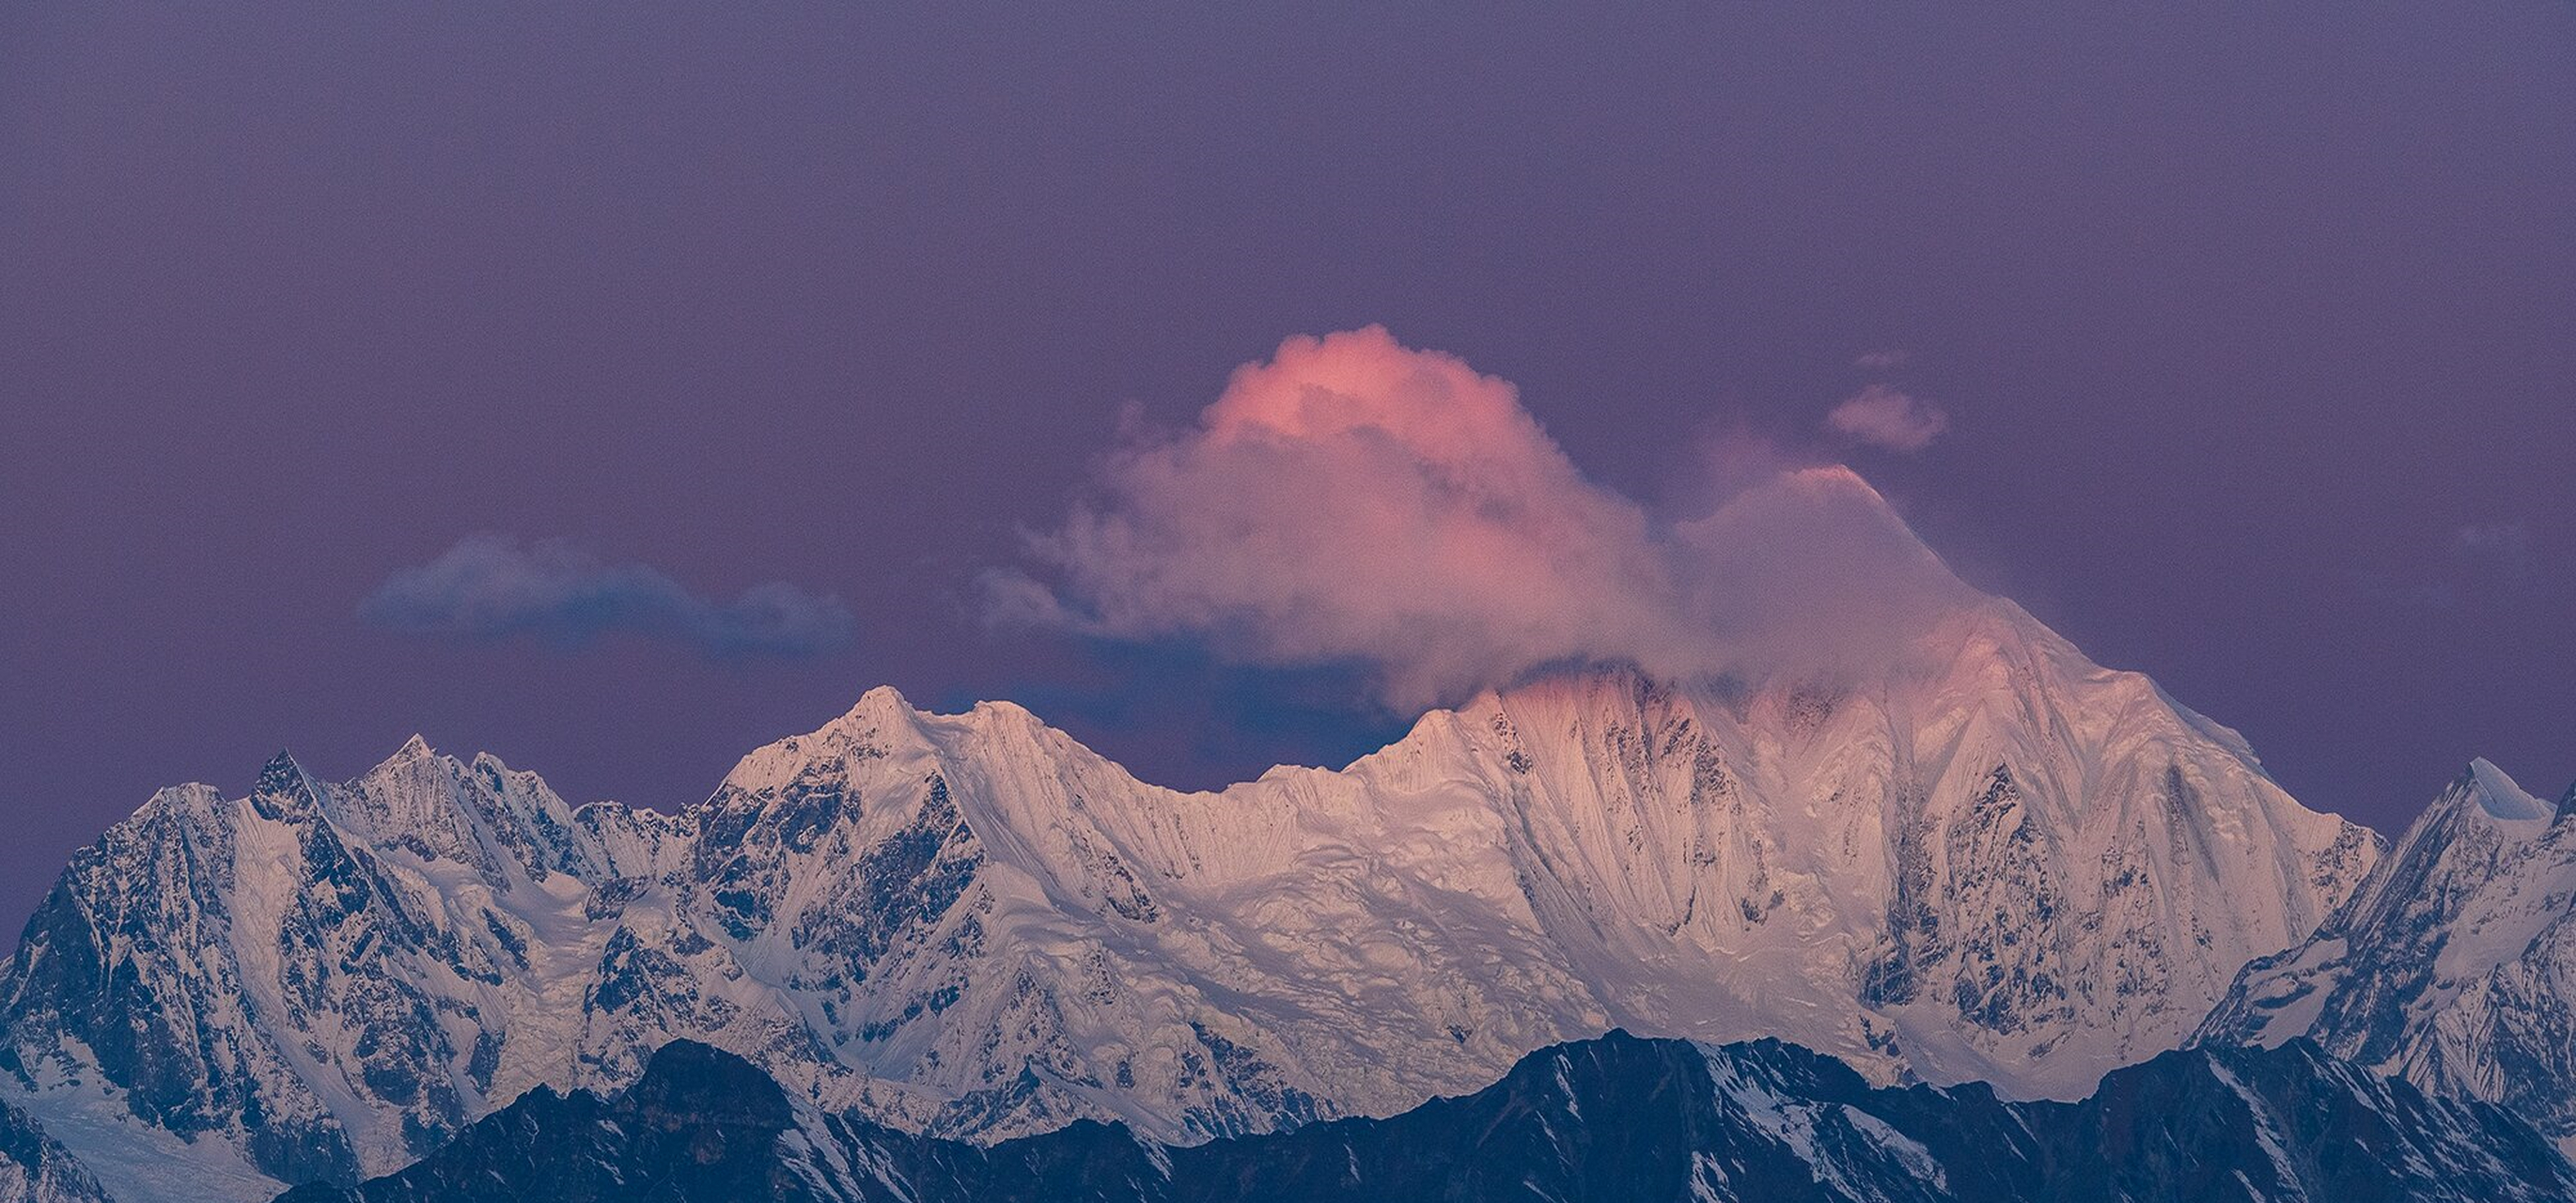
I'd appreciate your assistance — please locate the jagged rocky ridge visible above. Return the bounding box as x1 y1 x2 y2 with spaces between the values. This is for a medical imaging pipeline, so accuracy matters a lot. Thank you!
0 478 2383 1201
276 1029 2576 1203
2200 758 2576 1148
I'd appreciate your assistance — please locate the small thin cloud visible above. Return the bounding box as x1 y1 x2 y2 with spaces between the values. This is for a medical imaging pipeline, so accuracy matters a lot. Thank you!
2363 521 2545 610
1854 349 1910 370
2445 521 2541 602
1826 384 1949 453
2454 523 2535 578
363 535 855 660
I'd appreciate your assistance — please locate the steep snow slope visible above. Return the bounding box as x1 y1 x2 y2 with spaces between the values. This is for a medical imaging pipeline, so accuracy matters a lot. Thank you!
2199 758 2576 1146
0 1094 110 1203
0 475 2379 1200
0 748 655 1202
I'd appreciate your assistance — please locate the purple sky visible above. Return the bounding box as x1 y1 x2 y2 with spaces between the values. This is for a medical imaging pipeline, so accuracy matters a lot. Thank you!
5 4 2572 945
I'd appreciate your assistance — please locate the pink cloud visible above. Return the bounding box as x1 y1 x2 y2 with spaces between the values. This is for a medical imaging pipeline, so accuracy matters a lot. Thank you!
991 327 1972 709
1826 384 1949 452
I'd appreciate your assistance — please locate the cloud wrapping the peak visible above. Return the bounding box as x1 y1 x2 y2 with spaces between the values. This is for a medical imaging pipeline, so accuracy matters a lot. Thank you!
1828 384 1949 452
991 327 1973 709
364 535 855 660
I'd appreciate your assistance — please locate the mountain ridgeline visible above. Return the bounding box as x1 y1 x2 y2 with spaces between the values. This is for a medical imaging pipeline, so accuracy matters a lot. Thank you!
0 618 2383 1198
10 477 2572 1201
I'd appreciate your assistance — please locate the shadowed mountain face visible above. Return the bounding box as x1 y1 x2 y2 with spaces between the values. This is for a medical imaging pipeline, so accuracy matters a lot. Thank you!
275 1031 2576 1203
271 1041 845 1203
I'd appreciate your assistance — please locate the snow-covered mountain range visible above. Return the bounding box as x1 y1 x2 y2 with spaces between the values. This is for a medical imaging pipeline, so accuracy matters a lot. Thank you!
2199 758 2576 1150
0 477 2393 1202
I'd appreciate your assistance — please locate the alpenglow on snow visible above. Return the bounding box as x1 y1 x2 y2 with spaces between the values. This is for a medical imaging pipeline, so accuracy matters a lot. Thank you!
0 476 2382 1202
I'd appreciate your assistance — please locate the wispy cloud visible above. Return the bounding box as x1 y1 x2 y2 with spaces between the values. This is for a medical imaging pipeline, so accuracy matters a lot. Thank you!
1826 383 1949 453
987 326 1971 710
1854 349 1910 370
2453 522 2536 583
2362 521 2547 610
363 535 855 660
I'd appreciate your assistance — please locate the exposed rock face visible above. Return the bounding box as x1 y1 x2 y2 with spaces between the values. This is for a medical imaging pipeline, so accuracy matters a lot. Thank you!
0 1094 111 1203
278 1032 2576 1203
2200 758 2576 1148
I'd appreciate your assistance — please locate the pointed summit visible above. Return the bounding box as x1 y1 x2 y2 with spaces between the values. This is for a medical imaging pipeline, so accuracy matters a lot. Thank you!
717 684 928 798
250 748 327 820
1692 464 1953 573
255 746 318 793
807 683 923 744
791 683 917 738
2458 758 2551 824
851 682 913 718
257 747 304 784
2202 757 2576 1148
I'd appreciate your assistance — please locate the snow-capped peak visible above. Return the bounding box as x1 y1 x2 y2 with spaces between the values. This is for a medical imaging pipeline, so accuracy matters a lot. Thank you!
850 682 914 717
2199 756 2576 1148
2465 758 2553 823
713 684 929 797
